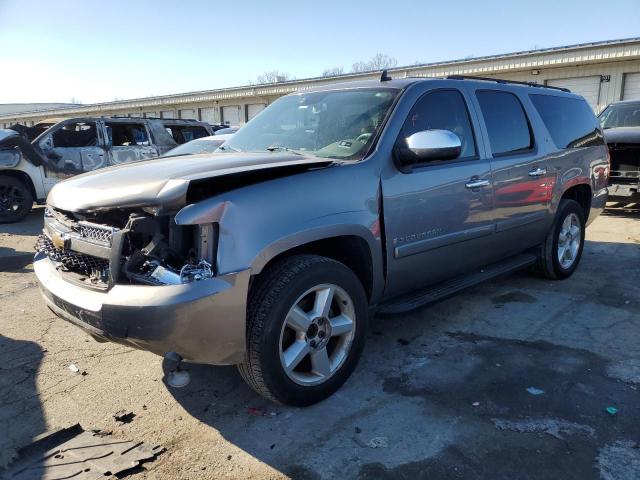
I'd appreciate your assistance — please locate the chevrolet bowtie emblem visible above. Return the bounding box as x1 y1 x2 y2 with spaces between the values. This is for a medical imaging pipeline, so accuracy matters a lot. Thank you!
51 231 69 249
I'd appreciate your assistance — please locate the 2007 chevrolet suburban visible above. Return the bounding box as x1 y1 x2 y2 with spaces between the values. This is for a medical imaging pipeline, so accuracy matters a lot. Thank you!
34 75 609 405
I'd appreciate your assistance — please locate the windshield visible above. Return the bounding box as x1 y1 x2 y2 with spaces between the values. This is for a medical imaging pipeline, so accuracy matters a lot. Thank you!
222 88 398 160
164 138 225 157
599 103 640 128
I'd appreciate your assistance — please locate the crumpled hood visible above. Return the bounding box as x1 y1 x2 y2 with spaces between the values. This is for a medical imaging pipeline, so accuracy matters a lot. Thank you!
603 127 640 145
47 151 334 212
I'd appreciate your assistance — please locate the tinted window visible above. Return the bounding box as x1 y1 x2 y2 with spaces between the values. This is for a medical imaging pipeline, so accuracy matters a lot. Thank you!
598 102 640 129
530 94 603 148
476 90 533 155
400 89 476 158
164 125 210 144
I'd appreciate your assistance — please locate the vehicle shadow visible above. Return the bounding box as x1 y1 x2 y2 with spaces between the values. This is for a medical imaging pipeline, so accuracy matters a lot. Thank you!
0 207 43 273
0 335 46 478
166 240 640 479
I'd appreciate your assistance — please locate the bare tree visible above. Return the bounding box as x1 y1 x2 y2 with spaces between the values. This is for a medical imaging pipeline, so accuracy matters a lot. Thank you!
69 97 82 104
254 70 293 84
322 66 344 77
352 53 398 73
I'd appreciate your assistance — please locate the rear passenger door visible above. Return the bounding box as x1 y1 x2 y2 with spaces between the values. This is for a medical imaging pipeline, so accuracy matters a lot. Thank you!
472 90 551 254
105 121 158 165
382 88 495 298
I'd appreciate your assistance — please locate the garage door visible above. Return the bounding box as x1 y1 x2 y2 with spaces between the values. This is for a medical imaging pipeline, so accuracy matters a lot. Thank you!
161 110 176 119
143 112 158 118
622 73 640 100
247 103 266 121
547 76 601 110
221 105 240 125
179 109 197 120
200 107 218 124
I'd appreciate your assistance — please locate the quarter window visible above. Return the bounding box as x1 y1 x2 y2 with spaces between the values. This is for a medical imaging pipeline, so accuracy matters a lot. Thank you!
530 94 603 148
476 90 533 155
400 89 476 159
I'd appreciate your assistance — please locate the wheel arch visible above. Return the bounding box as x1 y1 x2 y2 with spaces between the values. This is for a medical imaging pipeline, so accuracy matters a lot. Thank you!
560 183 592 222
0 170 37 200
250 228 383 304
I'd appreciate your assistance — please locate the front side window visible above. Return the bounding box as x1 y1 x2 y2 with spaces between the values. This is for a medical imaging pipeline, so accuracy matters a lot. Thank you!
530 94 603 148
476 90 533 155
223 88 399 161
599 103 640 129
51 122 98 148
399 89 477 159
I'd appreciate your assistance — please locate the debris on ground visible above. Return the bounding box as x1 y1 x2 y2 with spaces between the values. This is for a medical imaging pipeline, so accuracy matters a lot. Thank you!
113 410 136 424
472 401 481 407
397 338 410 346
492 418 595 440
2 423 164 479
526 387 545 395
366 437 389 448
67 364 79 373
247 407 278 417
596 440 640 480
605 406 619 416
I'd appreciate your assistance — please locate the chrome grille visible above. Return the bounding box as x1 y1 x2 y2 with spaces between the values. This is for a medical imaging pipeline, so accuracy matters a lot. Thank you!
78 222 117 245
36 234 109 276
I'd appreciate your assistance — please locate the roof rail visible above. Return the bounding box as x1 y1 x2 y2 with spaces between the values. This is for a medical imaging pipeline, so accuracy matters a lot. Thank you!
446 75 571 93
107 115 202 122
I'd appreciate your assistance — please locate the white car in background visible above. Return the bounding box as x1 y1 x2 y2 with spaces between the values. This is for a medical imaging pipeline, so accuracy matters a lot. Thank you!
162 134 234 157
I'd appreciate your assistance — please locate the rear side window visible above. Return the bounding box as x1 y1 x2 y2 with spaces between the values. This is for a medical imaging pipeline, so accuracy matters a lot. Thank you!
400 89 477 159
530 94 603 148
106 122 150 146
164 125 209 144
476 90 533 155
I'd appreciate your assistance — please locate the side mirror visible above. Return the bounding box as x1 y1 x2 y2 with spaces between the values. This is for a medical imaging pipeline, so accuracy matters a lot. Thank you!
395 129 462 170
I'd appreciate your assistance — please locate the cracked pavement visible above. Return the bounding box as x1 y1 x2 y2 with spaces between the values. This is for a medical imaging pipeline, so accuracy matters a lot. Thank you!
0 206 639 479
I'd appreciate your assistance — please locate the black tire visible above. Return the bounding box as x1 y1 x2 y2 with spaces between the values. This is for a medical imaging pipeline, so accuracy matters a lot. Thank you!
0 176 33 224
238 254 368 406
534 199 586 279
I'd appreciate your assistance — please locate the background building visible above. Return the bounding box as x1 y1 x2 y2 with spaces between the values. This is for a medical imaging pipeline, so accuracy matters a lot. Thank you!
2 37 640 129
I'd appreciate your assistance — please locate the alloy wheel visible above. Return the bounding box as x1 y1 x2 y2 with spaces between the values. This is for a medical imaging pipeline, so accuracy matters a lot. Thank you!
278 283 356 386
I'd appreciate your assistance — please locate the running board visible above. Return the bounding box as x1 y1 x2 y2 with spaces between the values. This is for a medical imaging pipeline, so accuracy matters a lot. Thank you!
377 253 537 316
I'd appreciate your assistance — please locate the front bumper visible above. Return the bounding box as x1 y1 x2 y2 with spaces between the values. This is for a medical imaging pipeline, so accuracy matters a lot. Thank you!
34 252 250 365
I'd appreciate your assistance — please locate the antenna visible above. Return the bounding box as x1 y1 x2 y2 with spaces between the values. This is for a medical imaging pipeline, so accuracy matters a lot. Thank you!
380 70 392 82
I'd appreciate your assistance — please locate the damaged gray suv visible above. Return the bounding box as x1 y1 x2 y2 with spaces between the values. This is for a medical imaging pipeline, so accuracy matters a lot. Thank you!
34 76 609 405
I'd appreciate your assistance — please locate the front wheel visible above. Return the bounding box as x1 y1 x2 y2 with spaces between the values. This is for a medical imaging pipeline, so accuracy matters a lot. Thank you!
238 255 368 406
534 199 585 279
0 176 33 224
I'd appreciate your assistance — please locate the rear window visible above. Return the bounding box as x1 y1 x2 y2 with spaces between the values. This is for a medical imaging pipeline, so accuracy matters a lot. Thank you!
476 90 533 155
530 94 603 148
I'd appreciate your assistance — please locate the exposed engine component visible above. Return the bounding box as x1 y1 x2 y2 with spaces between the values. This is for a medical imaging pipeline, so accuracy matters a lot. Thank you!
144 259 213 285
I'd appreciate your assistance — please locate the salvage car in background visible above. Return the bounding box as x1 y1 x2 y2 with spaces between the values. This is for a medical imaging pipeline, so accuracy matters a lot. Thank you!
599 100 640 203
0 117 213 222
34 76 608 406
162 134 234 157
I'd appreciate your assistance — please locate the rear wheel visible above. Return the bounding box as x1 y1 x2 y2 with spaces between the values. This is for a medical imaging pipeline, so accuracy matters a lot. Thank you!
0 176 33 223
534 199 585 279
238 255 368 406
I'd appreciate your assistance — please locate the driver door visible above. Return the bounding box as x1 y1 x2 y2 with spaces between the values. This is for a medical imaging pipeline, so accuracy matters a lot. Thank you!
381 88 496 298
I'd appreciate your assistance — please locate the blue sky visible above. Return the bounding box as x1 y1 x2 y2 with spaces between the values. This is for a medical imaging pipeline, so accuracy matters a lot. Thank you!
0 0 638 104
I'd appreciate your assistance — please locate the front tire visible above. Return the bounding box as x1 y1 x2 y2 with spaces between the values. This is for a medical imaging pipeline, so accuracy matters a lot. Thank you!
534 199 585 279
238 255 368 406
0 176 33 224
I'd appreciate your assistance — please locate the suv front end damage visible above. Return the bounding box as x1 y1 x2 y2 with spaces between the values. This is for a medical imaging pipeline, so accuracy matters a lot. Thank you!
34 205 249 365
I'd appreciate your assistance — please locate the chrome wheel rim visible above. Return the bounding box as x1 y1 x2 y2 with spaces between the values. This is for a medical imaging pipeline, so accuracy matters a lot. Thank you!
279 283 356 386
557 212 581 269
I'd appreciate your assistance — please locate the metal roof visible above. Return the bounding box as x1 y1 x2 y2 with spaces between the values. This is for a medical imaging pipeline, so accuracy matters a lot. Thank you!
3 37 640 121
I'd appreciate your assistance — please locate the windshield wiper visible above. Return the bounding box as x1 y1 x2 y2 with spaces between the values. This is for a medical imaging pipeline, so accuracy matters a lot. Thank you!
265 146 306 156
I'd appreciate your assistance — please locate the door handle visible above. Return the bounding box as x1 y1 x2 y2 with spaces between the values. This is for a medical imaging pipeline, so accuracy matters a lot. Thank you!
528 167 547 177
465 178 491 189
